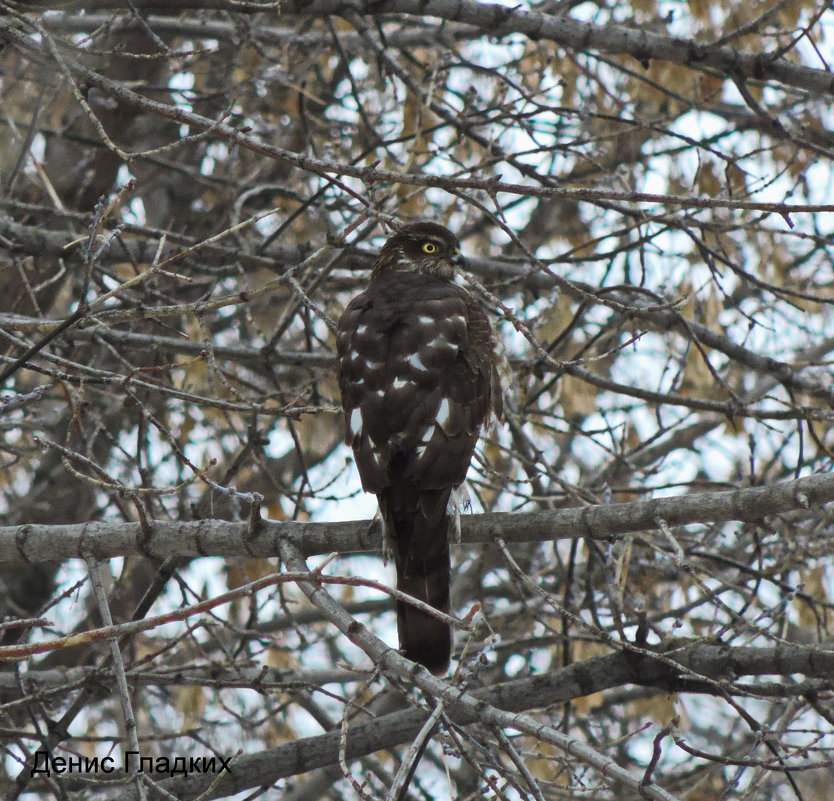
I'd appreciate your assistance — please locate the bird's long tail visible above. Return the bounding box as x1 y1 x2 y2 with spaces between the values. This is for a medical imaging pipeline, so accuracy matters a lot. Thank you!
381 485 452 675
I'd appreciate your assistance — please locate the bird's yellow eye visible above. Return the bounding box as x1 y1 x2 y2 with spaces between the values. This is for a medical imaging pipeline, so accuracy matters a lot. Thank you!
422 242 438 254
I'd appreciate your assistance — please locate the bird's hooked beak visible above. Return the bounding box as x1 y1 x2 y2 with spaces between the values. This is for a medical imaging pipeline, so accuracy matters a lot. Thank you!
451 248 466 269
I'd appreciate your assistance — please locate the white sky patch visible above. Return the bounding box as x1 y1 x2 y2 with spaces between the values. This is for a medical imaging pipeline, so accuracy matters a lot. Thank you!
200 142 229 178
168 69 195 138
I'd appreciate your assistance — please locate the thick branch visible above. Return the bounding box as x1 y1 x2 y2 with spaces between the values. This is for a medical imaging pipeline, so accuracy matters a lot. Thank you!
7 640 834 799
93 638 834 800
2 471 832 563
21 0 834 96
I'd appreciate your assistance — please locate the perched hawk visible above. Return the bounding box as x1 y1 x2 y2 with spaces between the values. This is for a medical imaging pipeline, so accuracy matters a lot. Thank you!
336 222 501 674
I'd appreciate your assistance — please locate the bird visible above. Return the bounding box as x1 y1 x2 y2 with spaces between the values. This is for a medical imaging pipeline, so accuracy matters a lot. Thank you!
336 222 501 674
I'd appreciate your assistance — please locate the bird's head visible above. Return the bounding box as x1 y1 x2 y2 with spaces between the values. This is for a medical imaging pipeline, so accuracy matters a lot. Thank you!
371 222 464 280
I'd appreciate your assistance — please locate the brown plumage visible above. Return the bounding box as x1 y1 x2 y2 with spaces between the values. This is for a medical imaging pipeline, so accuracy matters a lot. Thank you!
336 222 501 674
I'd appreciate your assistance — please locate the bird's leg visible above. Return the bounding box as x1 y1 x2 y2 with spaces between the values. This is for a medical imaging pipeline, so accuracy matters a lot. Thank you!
374 507 395 565
446 483 471 544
